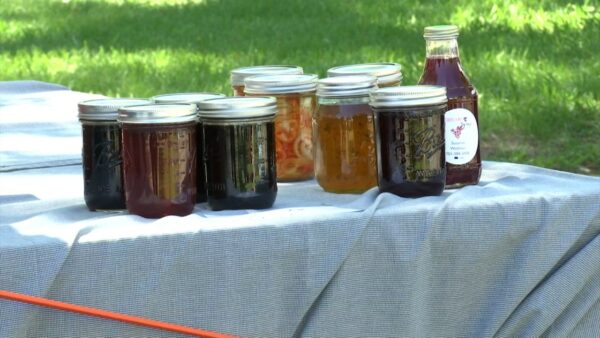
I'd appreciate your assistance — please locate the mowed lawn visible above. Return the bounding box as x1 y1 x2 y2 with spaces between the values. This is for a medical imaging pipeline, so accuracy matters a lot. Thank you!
1 0 599 174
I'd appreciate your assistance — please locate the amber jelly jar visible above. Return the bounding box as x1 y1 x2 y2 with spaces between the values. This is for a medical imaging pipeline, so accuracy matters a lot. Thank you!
230 65 304 96
244 74 318 181
370 86 447 197
315 75 378 193
118 104 197 218
198 97 278 211
327 63 403 88
152 92 225 204
78 98 151 211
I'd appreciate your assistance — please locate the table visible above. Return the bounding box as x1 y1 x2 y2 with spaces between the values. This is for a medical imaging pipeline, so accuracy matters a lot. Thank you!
1 81 599 338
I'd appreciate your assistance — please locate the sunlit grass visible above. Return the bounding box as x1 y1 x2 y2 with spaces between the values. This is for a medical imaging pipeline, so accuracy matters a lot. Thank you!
1 0 598 174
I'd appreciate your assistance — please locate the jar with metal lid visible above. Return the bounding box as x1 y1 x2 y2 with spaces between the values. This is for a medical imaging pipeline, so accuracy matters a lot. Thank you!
230 65 304 96
314 75 378 193
244 74 317 181
370 85 447 197
152 92 225 204
198 97 277 210
78 98 151 211
118 104 197 218
327 63 403 87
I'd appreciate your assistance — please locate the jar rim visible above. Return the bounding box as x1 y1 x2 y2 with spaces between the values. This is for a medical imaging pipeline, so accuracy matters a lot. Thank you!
198 96 277 120
369 85 447 108
317 75 377 97
117 104 197 124
78 98 151 121
230 65 304 86
244 74 318 94
327 63 403 85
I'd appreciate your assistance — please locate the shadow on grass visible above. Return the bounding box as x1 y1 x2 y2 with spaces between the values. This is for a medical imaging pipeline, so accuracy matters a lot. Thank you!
2 0 598 64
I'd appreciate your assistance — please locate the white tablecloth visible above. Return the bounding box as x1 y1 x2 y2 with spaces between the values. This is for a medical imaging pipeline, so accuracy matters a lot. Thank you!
1 81 599 338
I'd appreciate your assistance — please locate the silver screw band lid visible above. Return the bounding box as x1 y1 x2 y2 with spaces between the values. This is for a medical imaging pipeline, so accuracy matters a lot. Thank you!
244 74 318 95
198 97 277 120
78 98 151 121
118 104 197 124
369 85 447 108
230 65 303 86
317 75 377 97
327 63 402 86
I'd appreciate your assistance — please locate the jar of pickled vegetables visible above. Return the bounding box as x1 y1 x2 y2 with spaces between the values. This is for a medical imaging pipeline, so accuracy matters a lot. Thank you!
118 104 198 218
327 63 403 88
314 75 378 193
244 74 317 181
152 92 225 204
198 97 278 211
78 98 151 211
230 65 304 96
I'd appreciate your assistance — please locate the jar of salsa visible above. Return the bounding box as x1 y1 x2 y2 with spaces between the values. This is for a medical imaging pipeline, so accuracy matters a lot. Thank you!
78 98 150 211
314 75 378 193
230 65 304 96
418 25 481 188
118 104 197 218
370 86 447 197
152 92 225 204
327 63 403 88
244 74 317 181
198 97 277 211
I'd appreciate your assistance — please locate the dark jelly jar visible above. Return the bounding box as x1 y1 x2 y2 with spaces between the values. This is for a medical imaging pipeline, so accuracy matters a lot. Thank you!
78 98 150 211
370 86 447 197
152 92 225 204
118 104 197 218
197 97 277 211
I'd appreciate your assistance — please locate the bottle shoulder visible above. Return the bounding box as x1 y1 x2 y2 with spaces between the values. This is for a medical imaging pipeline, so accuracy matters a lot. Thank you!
419 57 477 98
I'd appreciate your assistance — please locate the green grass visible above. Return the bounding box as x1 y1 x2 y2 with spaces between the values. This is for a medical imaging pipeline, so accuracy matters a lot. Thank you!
1 0 599 174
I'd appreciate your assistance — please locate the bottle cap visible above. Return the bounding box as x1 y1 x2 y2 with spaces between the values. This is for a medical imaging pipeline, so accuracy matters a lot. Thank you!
424 25 460 40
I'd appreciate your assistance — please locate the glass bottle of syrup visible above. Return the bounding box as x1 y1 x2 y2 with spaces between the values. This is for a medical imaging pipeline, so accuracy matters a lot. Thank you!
418 25 481 188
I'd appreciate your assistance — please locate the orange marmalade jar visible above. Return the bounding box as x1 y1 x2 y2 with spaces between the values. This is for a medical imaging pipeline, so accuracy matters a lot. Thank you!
327 63 403 88
244 74 318 181
230 65 304 96
314 75 378 193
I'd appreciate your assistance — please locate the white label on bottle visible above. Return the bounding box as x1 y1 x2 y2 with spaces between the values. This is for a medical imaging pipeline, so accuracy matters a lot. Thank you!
444 108 478 165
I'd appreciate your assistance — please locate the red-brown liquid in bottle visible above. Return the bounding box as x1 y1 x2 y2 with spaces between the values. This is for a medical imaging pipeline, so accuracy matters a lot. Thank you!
419 57 481 187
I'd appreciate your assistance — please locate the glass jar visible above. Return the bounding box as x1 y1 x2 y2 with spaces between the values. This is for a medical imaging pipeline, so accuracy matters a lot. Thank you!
198 97 277 211
152 92 225 204
314 75 378 193
370 86 447 197
118 104 197 218
418 25 481 188
230 65 304 96
244 74 317 181
327 63 403 88
78 98 151 211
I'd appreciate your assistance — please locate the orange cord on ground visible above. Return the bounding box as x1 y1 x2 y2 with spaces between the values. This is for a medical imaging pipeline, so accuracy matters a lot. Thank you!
0 290 237 338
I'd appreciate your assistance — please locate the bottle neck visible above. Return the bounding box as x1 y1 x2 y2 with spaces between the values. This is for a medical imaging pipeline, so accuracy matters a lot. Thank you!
425 38 460 59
